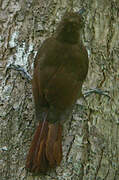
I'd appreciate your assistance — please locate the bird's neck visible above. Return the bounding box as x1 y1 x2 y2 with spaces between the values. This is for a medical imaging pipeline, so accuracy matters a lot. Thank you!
55 28 79 44
56 33 79 44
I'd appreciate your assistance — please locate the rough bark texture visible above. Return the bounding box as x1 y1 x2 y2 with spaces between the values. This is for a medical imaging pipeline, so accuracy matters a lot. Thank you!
0 0 119 179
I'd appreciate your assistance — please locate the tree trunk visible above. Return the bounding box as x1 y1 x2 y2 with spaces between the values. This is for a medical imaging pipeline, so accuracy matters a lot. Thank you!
0 0 119 179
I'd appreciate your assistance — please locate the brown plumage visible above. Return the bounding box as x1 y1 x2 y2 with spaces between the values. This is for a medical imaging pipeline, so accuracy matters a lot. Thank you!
26 11 89 173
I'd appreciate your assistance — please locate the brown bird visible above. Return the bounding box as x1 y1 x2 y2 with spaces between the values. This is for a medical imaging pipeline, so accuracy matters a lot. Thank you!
26 10 89 174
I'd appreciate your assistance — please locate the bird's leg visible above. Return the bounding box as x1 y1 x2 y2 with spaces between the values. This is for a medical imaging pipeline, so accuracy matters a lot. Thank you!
6 64 32 81
83 88 110 98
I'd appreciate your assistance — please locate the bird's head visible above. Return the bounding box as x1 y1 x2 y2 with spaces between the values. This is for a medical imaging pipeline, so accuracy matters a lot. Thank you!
56 9 85 44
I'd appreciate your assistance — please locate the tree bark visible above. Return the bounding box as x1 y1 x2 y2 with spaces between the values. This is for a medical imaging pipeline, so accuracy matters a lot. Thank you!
0 0 119 179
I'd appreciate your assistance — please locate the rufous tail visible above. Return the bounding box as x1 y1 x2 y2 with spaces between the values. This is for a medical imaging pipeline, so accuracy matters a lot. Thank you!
26 120 62 173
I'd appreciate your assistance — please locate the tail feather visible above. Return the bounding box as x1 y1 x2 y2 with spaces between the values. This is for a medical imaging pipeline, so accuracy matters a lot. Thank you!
53 125 62 165
46 124 62 167
26 120 62 173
